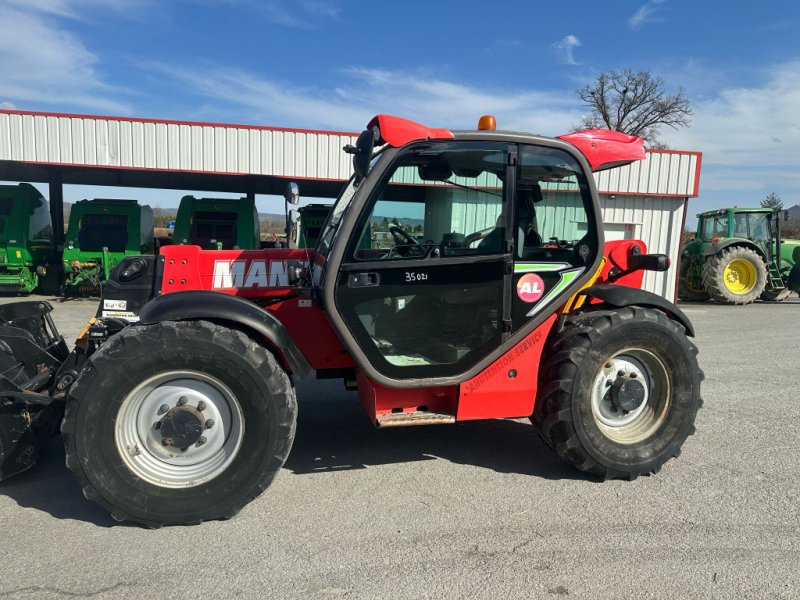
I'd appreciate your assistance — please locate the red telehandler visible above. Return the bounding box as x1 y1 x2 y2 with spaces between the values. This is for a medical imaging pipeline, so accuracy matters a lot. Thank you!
0 115 702 526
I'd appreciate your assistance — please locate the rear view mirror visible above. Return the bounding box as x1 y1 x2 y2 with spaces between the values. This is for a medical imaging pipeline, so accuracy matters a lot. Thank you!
346 128 377 184
284 182 300 205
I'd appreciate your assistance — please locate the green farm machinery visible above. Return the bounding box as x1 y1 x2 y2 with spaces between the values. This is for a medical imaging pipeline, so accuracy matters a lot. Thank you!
291 203 332 248
173 196 260 250
62 199 154 294
679 207 800 304
0 183 55 294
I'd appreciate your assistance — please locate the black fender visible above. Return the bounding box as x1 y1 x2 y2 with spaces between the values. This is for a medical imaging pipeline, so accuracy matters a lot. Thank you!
702 238 765 260
138 290 312 379
579 284 695 337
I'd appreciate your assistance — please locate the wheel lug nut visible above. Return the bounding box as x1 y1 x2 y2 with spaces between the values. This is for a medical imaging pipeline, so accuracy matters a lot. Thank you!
197 401 207 411
606 380 613 387
153 421 161 430
630 373 637 379
158 404 169 414
617 370 625 377
205 419 214 429
197 436 207 446
610 406 618 413
177 396 188 406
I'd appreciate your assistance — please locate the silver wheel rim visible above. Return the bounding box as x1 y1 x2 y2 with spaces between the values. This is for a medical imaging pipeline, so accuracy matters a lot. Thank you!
590 349 670 445
114 370 244 488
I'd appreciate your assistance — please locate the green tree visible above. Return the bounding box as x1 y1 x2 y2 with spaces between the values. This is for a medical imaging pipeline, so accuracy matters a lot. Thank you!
760 192 783 210
577 69 692 147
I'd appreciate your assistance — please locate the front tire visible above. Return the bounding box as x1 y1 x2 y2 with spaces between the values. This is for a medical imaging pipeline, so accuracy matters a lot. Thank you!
533 307 702 479
677 258 709 302
62 320 297 527
702 246 767 305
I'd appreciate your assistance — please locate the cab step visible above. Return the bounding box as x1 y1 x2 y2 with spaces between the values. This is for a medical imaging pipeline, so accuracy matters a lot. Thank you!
376 411 456 428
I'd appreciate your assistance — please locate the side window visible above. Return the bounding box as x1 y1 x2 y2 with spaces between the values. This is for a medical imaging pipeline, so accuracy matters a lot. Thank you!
515 145 595 265
351 142 507 261
28 199 53 241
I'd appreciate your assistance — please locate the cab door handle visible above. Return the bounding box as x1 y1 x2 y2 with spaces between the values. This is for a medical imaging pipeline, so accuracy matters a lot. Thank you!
348 272 380 288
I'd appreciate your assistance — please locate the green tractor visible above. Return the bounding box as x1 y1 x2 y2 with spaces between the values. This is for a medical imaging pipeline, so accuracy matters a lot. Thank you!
679 207 800 304
63 199 154 294
173 196 260 250
292 203 332 248
0 183 55 294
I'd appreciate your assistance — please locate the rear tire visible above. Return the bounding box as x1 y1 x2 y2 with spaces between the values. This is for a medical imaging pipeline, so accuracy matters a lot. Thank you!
62 320 297 527
702 246 767 305
533 307 702 479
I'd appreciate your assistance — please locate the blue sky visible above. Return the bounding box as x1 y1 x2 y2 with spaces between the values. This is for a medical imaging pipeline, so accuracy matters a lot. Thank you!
1 0 799 225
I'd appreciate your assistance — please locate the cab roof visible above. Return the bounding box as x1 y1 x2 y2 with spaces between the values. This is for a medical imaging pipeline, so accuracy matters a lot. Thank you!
366 114 645 172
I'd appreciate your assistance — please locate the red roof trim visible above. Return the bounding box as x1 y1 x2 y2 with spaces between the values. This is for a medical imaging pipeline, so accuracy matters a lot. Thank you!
367 114 454 147
0 109 360 138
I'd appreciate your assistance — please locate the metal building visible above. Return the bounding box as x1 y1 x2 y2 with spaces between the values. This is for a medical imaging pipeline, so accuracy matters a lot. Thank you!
0 109 700 299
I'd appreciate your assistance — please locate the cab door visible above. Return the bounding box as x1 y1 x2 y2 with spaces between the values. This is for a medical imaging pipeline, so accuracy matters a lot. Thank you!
333 141 512 382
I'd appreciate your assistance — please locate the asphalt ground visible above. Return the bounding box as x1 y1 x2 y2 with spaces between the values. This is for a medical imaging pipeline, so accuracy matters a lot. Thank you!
0 293 798 599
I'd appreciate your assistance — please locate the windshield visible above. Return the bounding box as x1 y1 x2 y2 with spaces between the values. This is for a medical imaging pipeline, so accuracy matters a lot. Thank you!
316 150 386 260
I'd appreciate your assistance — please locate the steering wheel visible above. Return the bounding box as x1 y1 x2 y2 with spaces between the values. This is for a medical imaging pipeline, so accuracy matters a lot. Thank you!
389 225 426 257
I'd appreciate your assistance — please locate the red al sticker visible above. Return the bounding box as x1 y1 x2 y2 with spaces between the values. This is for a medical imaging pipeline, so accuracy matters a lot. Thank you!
517 273 545 303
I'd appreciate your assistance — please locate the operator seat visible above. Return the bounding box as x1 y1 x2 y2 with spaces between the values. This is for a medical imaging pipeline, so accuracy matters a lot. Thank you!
477 215 504 253
517 184 544 256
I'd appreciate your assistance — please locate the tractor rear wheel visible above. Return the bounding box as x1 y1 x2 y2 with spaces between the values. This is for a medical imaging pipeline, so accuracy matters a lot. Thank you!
533 307 702 479
62 320 297 527
702 246 767 304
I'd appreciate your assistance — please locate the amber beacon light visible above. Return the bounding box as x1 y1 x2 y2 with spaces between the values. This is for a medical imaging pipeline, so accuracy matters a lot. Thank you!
477 115 497 131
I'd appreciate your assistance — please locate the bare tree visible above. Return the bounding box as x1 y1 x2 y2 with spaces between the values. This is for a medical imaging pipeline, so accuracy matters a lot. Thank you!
760 192 783 210
577 69 692 146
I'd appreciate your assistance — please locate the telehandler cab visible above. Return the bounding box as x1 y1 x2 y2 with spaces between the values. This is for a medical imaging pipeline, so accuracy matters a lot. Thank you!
0 115 702 527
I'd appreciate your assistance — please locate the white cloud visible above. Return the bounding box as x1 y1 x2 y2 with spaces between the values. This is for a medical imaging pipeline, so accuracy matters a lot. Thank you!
664 60 800 168
662 59 800 211
628 0 667 30
3 0 147 20
552 35 582 66
0 6 131 113
153 63 584 136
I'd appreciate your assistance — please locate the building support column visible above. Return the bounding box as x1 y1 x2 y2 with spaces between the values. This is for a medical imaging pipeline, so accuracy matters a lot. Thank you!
48 172 65 252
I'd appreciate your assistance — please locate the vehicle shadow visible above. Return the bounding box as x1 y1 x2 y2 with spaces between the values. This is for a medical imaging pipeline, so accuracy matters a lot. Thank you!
0 438 117 527
0 381 592 525
285 381 594 482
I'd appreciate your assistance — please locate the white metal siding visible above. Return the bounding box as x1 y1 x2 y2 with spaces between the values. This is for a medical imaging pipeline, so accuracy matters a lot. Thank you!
593 151 699 197
598 194 686 299
0 112 358 182
1 111 699 197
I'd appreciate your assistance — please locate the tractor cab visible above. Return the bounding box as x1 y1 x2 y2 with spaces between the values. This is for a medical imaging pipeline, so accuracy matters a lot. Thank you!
173 196 260 250
0 183 53 293
63 199 154 293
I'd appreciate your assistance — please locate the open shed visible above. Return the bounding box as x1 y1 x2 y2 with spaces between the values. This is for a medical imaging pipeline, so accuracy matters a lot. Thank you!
0 109 700 299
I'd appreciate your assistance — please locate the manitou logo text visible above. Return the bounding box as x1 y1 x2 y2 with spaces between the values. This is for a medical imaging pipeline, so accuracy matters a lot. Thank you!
212 260 307 289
